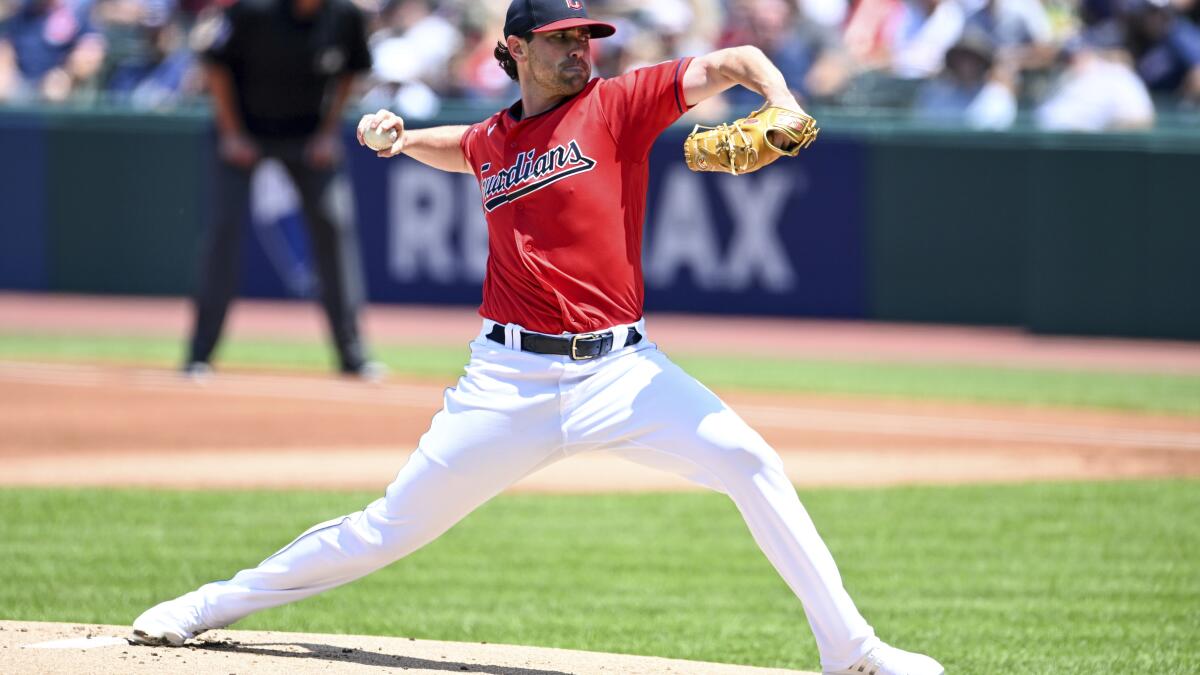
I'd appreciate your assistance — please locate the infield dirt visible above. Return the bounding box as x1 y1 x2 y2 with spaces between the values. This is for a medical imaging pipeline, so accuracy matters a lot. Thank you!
0 621 819 674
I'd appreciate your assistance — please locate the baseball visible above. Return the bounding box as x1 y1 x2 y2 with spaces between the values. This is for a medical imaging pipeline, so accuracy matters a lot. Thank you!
363 125 399 152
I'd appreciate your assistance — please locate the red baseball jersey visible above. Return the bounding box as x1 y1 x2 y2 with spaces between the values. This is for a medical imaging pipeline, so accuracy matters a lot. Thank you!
461 57 694 335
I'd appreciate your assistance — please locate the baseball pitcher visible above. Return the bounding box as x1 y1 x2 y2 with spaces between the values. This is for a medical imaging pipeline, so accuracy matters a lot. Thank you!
131 2 943 673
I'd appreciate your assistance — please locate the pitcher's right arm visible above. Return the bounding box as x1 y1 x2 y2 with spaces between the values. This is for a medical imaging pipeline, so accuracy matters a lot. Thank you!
356 110 471 174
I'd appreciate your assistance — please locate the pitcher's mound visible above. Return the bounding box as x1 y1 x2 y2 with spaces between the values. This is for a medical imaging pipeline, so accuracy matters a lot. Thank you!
3 620 818 674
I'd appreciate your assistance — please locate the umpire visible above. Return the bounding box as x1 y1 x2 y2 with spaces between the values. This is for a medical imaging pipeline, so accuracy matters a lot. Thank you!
185 0 378 378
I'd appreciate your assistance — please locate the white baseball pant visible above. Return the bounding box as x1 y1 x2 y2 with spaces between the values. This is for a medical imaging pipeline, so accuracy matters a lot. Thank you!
184 319 878 670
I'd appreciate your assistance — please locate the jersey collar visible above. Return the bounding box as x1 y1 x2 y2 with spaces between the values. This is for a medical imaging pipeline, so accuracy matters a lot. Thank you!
506 79 597 124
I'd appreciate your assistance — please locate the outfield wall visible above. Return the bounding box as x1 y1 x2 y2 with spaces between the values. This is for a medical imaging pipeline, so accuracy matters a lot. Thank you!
1 108 1197 339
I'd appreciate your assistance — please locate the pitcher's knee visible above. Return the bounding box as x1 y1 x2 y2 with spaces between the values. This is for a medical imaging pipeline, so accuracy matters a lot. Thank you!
340 508 442 569
371 477 481 556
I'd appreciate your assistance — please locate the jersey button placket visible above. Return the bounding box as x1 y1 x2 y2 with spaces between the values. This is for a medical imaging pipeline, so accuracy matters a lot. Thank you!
506 130 528 254
515 203 529 253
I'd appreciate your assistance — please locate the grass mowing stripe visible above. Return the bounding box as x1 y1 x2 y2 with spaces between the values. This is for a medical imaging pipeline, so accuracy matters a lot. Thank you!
675 356 1200 415
1 481 1197 674
0 333 469 379
1 332 1199 414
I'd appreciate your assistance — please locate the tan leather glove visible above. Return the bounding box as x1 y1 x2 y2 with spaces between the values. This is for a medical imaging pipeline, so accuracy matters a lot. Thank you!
683 106 820 175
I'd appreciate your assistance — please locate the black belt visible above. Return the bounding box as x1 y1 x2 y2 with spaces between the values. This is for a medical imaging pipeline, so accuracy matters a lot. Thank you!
486 324 643 361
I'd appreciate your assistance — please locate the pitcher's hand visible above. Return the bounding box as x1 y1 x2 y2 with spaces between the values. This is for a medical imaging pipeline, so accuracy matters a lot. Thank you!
357 109 406 158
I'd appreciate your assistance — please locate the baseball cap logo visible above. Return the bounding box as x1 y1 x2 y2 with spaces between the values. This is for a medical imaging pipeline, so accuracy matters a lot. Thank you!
504 0 615 38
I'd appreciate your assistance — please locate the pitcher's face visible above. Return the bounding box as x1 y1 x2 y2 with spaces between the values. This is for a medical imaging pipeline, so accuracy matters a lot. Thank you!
515 28 592 97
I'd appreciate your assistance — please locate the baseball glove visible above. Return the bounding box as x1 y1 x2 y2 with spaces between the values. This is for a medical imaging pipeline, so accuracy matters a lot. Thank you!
683 106 819 175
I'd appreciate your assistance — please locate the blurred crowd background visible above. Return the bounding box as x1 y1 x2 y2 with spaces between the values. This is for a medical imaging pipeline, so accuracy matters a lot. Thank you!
2 0 1199 131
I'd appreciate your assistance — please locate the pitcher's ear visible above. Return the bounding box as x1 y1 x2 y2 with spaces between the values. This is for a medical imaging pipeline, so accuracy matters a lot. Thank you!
507 34 529 61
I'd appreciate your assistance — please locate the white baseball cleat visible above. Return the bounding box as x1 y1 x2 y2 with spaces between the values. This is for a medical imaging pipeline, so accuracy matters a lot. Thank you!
824 643 945 675
129 592 214 647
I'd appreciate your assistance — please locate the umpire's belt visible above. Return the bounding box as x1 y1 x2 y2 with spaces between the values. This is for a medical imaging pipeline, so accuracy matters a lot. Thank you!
486 325 643 361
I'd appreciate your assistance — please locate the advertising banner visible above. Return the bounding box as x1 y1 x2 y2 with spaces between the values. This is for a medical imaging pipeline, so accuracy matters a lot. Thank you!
0 116 48 290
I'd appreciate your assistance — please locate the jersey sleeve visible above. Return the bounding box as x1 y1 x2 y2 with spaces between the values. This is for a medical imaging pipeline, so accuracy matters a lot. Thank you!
459 117 492 176
201 3 246 67
596 56 693 158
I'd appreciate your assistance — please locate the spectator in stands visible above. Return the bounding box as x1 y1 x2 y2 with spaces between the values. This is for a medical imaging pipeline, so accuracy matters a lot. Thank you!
95 0 198 107
614 21 672 73
719 0 851 106
912 26 1018 127
360 0 460 116
124 22 196 107
846 0 969 78
843 0 900 68
96 0 171 92
677 0 724 55
578 0 719 81
891 0 972 77
625 0 693 58
4 0 1198 124
1122 0 1200 103
445 0 516 101
798 0 850 29
963 0 1058 70
583 12 640 79
0 0 106 102
1035 24 1156 129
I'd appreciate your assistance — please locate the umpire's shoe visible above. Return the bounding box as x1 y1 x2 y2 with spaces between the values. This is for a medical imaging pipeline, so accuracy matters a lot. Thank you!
824 643 944 675
181 361 213 382
129 591 213 646
343 359 388 383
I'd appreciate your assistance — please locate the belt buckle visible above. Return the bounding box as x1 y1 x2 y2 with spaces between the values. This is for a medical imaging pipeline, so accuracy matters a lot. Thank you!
570 333 603 361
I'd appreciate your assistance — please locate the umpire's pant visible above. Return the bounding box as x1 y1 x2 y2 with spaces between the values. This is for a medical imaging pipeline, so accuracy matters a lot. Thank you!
187 137 368 372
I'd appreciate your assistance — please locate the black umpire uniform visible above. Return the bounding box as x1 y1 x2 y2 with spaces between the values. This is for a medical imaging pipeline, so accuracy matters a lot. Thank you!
186 0 375 375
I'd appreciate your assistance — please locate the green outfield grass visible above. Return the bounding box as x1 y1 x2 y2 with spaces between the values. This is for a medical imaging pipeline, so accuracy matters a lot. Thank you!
1 332 1199 414
1 481 1197 673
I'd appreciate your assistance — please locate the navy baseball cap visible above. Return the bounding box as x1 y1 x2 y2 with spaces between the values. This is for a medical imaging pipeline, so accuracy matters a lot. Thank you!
504 0 616 39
